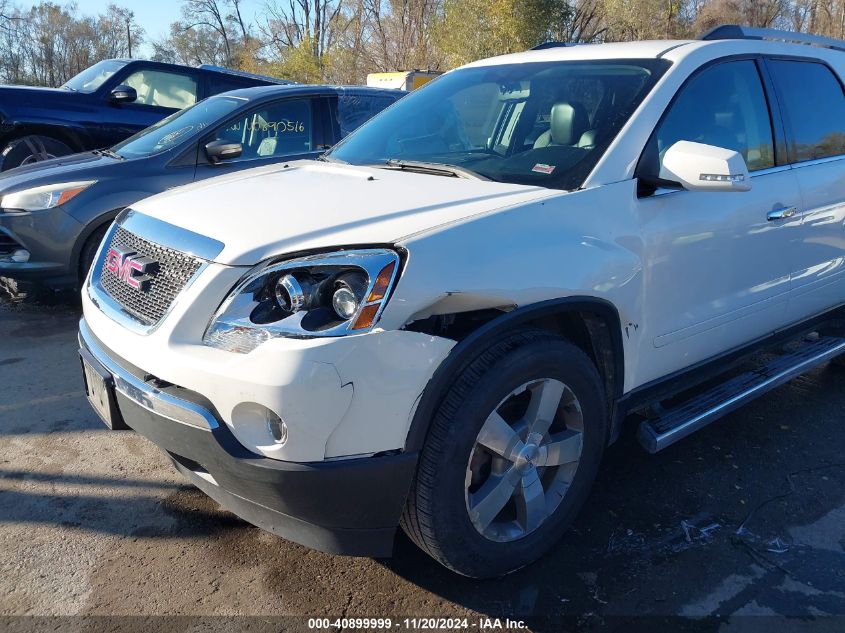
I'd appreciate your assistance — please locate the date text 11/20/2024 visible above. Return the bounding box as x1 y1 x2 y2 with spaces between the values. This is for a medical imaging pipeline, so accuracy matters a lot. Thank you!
307 618 528 630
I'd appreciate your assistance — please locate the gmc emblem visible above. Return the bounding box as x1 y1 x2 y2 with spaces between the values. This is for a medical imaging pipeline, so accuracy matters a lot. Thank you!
104 246 159 292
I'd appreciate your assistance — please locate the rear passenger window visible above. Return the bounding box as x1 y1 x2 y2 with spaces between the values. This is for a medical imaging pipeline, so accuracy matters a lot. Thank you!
337 94 397 138
768 60 845 162
645 60 775 174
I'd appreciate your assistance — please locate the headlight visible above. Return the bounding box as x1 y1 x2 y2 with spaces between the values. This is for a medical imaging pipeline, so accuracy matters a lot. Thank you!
203 249 401 353
1 180 96 213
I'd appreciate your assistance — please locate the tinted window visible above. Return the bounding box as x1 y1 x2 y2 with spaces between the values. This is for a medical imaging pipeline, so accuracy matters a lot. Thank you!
124 69 198 109
330 59 668 191
114 96 243 159
769 59 845 162
210 77 254 94
646 60 775 174
337 94 398 138
213 98 313 160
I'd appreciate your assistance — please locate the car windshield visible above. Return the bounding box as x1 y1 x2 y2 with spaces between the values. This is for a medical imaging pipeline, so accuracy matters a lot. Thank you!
113 96 246 159
329 59 669 190
61 60 127 93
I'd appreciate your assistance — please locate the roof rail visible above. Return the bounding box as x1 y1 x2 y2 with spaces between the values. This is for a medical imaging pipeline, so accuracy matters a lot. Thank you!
700 24 845 53
531 41 579 50
196 64 295 85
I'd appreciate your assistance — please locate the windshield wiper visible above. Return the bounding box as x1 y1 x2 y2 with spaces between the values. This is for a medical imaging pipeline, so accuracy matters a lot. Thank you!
93 148 123 160
318 154 348 164
382 159 491 181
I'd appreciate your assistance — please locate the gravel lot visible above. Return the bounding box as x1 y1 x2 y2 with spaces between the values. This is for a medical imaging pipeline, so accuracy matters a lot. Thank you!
1 283 844 631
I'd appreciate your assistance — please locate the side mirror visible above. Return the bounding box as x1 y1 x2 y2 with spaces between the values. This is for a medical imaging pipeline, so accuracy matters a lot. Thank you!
205 139 242 164
109 85 137 103
659 140 751 193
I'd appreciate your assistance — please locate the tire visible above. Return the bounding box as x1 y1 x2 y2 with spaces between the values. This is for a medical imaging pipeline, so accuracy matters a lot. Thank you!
401 328 608 578
78 225 109 286
0 135 73 171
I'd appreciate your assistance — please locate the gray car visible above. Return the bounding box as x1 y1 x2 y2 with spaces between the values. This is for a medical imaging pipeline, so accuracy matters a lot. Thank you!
0 84 401 289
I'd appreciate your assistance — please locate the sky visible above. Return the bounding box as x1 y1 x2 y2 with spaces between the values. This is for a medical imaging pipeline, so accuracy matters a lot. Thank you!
69 0 264 57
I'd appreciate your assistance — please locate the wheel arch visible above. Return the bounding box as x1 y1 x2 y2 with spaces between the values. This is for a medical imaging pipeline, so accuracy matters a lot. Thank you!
0 123 88 154
403 297 625 453
70 208 123 281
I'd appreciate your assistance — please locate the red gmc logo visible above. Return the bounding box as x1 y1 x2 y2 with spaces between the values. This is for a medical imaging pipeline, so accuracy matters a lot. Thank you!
104 247 158 291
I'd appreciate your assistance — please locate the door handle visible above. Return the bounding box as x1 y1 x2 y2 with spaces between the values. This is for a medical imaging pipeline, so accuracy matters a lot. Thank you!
767 207 798 221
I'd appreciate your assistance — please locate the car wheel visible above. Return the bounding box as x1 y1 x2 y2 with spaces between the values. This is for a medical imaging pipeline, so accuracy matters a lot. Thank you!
78 225 109 286
0 135 73 171
401 328 608 578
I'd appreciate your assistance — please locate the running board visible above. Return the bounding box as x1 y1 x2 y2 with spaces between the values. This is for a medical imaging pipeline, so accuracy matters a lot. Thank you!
637 335 845 453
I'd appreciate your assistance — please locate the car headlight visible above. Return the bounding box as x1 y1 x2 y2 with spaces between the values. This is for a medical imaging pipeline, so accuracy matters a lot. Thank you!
203 249 401 353
1 180 96 213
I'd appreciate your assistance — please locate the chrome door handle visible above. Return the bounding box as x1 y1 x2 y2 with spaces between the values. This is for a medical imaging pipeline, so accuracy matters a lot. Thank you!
767 207 798 221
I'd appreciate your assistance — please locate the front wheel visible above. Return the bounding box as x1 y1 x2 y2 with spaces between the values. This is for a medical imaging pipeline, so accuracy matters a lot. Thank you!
401 329 608 578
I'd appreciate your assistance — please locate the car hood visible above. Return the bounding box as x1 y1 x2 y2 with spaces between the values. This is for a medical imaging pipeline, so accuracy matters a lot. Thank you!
0 152 123 192
131 160 558 266
0 85 77 111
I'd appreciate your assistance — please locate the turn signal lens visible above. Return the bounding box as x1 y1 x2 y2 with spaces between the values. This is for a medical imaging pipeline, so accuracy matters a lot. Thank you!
56 186 88 206
367 261 396 302
351 303 380 330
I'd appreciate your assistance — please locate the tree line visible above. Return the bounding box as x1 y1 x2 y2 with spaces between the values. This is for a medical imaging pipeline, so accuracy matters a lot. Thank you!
1 0 845 86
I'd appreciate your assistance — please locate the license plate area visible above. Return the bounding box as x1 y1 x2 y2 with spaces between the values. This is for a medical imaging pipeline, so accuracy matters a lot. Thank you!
80 348 129 430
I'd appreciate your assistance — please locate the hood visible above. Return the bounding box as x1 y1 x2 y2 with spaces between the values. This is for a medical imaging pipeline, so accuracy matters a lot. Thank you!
0 151 122 193
131 160 558 266
0 85 76 111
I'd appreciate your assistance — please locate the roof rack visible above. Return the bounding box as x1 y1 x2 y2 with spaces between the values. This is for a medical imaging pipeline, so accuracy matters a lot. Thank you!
700 24 845 53
531 41 580 50
196 64 295 85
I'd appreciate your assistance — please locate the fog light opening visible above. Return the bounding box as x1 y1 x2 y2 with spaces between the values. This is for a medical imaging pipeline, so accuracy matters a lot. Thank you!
266 412 288 445
10 249 29 263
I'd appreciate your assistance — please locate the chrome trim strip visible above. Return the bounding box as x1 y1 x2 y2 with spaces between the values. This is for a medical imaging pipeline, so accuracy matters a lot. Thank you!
79 318 219 430
118 209 225 262
791 155 845 169
639 337 845 452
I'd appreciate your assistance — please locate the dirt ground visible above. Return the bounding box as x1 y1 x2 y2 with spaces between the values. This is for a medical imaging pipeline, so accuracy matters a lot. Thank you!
1 284 844 632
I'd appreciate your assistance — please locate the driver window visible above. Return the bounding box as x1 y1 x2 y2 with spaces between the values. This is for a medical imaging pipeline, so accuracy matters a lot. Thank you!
214 99 314 161
124 69 198 109
650 60 775 173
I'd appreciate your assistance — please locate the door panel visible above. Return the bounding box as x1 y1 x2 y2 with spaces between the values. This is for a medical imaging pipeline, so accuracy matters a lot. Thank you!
790 158 845 318
766 59 845 321
634 59 799 380
638 171 799 371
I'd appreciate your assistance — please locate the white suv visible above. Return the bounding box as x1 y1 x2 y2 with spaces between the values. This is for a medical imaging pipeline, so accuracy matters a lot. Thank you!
80 26 845 578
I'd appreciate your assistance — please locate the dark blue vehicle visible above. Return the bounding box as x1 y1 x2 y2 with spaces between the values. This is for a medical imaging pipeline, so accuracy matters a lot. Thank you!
0 59 291 171
0 84 401 288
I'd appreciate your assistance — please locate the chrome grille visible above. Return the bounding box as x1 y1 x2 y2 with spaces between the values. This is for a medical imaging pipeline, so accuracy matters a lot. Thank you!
98 226 203 326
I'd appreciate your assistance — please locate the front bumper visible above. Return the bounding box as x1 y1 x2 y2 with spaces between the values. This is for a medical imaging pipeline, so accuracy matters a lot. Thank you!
79 318 419 557
0 209 83 286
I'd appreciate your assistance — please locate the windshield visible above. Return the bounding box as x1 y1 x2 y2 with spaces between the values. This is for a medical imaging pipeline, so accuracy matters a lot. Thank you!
113 96 245 159
329 59 669 190
61 60 127 93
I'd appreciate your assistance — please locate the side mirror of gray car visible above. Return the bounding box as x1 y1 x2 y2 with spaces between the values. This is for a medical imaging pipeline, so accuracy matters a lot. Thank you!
109 85 137 103
205 139 243 164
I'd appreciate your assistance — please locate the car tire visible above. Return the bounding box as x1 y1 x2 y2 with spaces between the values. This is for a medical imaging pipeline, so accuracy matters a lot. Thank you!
78 225 109 285
0 135 73 171
401 328 608 578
